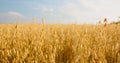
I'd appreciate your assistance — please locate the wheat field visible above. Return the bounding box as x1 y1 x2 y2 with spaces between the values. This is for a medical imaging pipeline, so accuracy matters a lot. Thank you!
0 23 120 63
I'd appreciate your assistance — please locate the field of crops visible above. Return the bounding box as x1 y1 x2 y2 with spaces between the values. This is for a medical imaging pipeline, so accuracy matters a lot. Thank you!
0 24 120 63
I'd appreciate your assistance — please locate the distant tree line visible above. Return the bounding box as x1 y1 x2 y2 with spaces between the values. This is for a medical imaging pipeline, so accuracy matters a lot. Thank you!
110 21 120 24
110 16 120 24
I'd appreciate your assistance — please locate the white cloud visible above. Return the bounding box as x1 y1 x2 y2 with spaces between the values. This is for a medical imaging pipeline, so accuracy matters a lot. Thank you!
59 0 120 24
41 7 49 12
8 11 24 17
34 6 54 12
60 2 95 23
0 11 25 22
42 7 54 12
61 3 81 20
34 6 55 16
0 11 25 23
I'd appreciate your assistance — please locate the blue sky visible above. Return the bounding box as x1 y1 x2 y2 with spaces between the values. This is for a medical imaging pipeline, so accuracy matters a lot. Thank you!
0 0 120 24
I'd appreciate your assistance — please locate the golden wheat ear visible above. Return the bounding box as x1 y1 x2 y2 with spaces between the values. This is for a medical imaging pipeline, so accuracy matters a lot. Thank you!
18 16 21 24
104 18 108 27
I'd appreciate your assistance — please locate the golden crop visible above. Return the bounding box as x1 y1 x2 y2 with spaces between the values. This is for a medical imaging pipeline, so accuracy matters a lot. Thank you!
0 24 120 63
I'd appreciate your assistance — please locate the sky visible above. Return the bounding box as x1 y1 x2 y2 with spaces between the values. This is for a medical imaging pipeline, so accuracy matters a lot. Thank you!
0 0 120 24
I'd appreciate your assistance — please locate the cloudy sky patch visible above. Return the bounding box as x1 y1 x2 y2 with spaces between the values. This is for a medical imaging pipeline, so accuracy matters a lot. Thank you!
0 0 120 24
